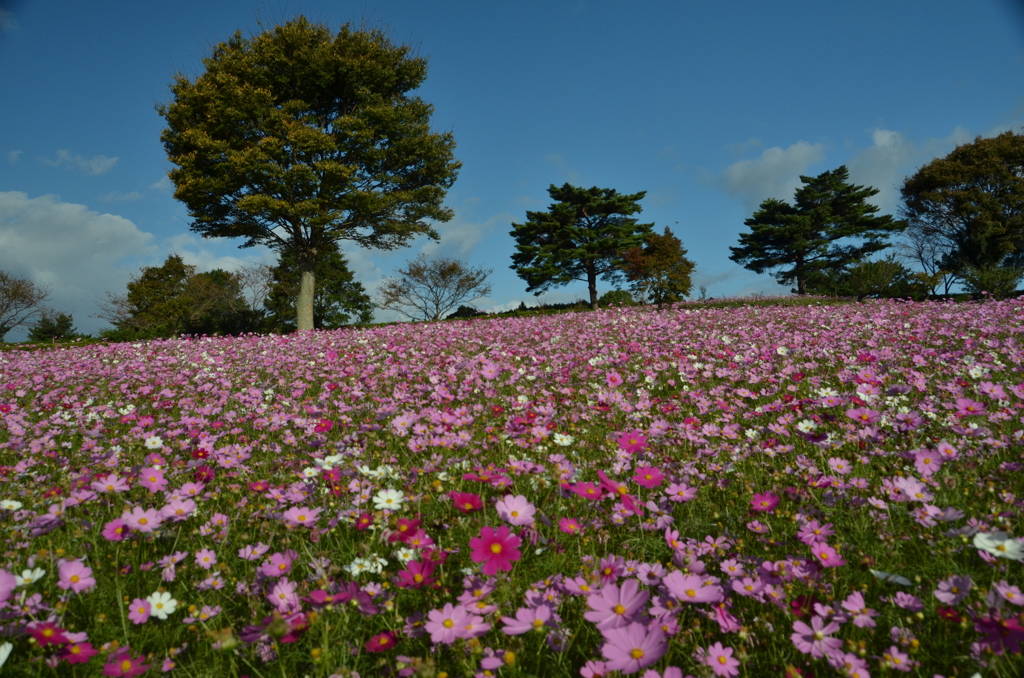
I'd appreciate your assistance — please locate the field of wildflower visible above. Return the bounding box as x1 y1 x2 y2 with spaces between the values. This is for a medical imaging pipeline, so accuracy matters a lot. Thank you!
1 298 1023 678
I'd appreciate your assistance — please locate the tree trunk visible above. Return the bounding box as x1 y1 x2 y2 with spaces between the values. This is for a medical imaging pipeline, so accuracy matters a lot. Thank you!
296 250 316 332
587 263 599 310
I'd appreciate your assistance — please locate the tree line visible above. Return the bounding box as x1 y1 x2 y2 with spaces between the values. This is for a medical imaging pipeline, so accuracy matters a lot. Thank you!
1 17 1022 342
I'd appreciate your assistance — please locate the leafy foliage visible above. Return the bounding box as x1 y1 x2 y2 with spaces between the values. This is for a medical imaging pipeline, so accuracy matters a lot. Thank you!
377 255 492 322
806 256 933 301
730 166 905 294
157 16 461 330
0 270 50 340
597 289 636 307
27 311 82 343
900 130 1024 278
960 264 1024 300
100 255 258 340
620 226 696 307
510 184 654 309
264 246 374 330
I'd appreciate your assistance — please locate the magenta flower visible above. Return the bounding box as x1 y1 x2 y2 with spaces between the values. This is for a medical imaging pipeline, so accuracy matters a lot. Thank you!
584 579 650 630
101 518 128 541
128 598 151 624
600 621 666 674
559 517 584 534
364 630 397 653
450 491 483 513
57 559 95 593
468 526 522 575
395 560 437 589
704 642 740 677
26 620 68 646
102 650 151 677
662 571 724 604
616 429 648 454
790 615 842 658
59 641 99 664
631 465 664 488
495 494 536 526
749 492 779 513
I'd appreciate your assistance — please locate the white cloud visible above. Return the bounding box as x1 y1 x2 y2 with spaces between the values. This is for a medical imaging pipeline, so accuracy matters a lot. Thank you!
101 190 143 202
0 192 154 337
721 141 825 212
149 176 173 191
418 211 514 258
43 149 118 175
7 150 21 164
543 153 581 184
846 126 975 215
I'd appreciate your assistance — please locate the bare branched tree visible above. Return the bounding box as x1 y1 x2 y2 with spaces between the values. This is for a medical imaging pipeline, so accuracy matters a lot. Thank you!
235 262 275 312
0 270 51 340
896 220 956 294
377 255 492 322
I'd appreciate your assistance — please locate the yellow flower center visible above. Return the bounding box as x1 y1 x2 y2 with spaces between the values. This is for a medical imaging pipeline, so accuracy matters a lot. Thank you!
443 619 454 628
630 648 644 659
613 604 625 615
490 543 502 554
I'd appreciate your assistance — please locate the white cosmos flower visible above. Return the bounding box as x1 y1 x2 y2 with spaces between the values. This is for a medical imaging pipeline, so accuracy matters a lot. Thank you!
301 467 319 479
869 569 911 586
144 436 164 450
973 531 1024 561
146 590 178 619
552 433 574 447
16 568 46 586
0 500 22 511
0 642 12 668
373 488 405 511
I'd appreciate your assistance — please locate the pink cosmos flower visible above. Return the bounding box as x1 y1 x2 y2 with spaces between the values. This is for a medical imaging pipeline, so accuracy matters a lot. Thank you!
559 517 584 534
664 482 697 502
632 466 664 488
268 578 300 613
468 526 521 575
92 473 130 494
846 407 881 424
57 559 96 593
750 492 779 512
934 575 971 605
954 397 986 415
121 506 163 533
501 604 555 635
584 579 650 630
395 560 437 589
600 621 666 674
704 642 740 677
840 591 878 628
137 466 168 493
101 518 128 541
616 429 648 454
662 571 724 604
495 494 536 526
791 615 842 658
195 549 217 570
450 491 483 513
282 506 322 528
796 520 835 545
161 498 197 522
261 550 297 578
606 372 624 388
881 645 915 672
810 542 846 568
364 631 397 653
102 650 151 677
425 603 473 644
128 598 151 624
60 641 99 664
0 569 15 603
27 620 68 646
995 580 1024 606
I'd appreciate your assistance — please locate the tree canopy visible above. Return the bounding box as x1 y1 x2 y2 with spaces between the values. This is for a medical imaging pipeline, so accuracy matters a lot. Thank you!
264 246 374 330
509 183 654 309
27 311 82 343
621 226 695 307
157 16 460 331
0 270 50 340
900 130 1024 280
377 255 492 322
729 166 905 294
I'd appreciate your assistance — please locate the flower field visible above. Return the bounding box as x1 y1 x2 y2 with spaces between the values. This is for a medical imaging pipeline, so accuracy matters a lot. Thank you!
1 298 1023 677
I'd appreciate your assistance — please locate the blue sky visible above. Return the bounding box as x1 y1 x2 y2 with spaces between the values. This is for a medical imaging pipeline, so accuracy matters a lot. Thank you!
2 0 1023 338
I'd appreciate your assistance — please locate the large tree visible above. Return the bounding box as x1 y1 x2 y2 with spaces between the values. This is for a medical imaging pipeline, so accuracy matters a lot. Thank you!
157 16 461 332
0 270 50 340
510 183 654 309
900 130 1024 279
265 245 374 330
377 254 492 322
620 226 696 307
729 166 905 294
